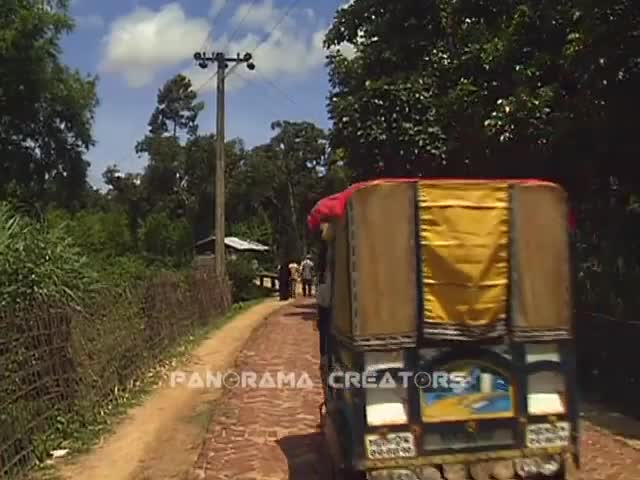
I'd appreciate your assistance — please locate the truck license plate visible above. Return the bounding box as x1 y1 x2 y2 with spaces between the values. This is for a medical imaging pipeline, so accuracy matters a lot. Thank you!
526 422 570 448
365 432 416 459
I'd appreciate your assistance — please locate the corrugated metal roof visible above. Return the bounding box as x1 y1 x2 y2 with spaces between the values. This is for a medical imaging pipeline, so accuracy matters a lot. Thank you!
194 236 270 252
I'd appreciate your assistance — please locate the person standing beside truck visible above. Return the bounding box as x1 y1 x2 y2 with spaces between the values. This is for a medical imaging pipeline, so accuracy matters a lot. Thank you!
300 255 314 297
288 260 299 298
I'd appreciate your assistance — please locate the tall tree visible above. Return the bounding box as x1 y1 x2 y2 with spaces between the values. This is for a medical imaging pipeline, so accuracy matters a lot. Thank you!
184 134 246 241
230 121 334 260
102 165 146 242
0 0 99 209
135 74 205 215
145 74 204 139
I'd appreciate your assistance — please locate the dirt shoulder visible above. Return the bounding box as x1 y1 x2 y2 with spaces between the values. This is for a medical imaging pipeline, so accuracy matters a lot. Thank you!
54 298 288 480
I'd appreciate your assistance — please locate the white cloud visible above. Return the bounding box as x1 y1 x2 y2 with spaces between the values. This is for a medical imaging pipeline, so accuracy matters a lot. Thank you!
333 41 356 59
100 3 210 87
339 0 356 10
100 0 354 91
185 0 328 94
75 14 104 30
230 0 290 31
210 0 226 17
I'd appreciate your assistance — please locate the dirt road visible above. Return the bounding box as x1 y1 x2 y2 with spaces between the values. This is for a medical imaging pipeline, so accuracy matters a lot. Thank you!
56 299 288 480
190 299 325 480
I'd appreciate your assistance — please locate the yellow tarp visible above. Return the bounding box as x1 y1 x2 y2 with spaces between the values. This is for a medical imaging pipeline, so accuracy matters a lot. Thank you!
418 181 509 335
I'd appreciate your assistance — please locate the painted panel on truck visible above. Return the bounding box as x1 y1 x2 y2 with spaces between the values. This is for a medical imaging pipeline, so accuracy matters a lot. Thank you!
421 360 515 423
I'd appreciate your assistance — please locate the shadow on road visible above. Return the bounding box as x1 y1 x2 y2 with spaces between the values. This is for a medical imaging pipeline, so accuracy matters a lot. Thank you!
282 302 317 321
581 399 640 445
277 432 330 479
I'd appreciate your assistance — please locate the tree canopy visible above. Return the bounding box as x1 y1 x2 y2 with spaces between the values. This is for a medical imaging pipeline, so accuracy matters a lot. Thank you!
325 0 640 316
0 0 99 210
325 0 640 200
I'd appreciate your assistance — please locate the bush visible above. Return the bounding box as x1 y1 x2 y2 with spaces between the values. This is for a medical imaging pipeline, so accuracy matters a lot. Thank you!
226 256 270 302
0 204 100 308
47 208 135 259
0 265 232 477
139 210 193 267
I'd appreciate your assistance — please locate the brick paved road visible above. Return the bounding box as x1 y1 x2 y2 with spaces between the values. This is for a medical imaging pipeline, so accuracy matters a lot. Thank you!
190 299 640 480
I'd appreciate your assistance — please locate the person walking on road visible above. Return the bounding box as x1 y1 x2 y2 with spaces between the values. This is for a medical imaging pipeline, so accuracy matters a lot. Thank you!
288 260 299 298
300 255 314 297
278 262 290 300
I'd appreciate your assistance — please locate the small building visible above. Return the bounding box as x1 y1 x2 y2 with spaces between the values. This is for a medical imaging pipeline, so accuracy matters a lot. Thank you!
194 235 270 259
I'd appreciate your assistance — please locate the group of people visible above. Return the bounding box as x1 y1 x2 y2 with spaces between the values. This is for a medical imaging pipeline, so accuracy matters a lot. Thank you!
278 255 315 299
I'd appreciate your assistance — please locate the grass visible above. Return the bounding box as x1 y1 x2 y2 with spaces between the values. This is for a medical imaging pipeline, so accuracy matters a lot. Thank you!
26 297 270 479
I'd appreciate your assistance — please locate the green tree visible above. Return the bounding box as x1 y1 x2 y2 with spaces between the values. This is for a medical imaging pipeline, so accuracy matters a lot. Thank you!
47 208 135 259
139 210 193 266
184 134 246 242
134 74 205 216
0 0 99 209
229 121 337 261
103 165 147 243
325 0 640 320
146 74 204 138
325 0 447 179
325 0 640 195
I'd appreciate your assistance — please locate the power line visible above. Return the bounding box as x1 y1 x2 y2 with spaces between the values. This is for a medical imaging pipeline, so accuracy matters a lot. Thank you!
246 68 330 126
233 67 328 127
253 69 299 107
195 70 218 94
227 0 259 44
193 0 301 95
198 1 229 53
252 0 302 55
234 69 285 120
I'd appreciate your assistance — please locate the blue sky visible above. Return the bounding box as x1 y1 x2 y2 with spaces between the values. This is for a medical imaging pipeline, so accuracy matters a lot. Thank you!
61 0 355 187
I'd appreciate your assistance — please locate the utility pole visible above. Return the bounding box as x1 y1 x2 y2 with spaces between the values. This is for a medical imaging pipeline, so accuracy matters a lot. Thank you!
194 51 255 278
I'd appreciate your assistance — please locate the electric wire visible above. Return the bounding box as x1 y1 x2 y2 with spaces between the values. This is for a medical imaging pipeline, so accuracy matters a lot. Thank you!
195 0 302 93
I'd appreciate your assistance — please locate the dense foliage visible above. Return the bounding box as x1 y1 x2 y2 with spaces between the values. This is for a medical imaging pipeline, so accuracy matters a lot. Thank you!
326 0 640 317
0 0 99 210
326 0 640 192
0 204 99 308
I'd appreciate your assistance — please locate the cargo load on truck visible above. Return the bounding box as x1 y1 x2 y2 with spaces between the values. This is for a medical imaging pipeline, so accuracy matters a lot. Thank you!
308 178 572 345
